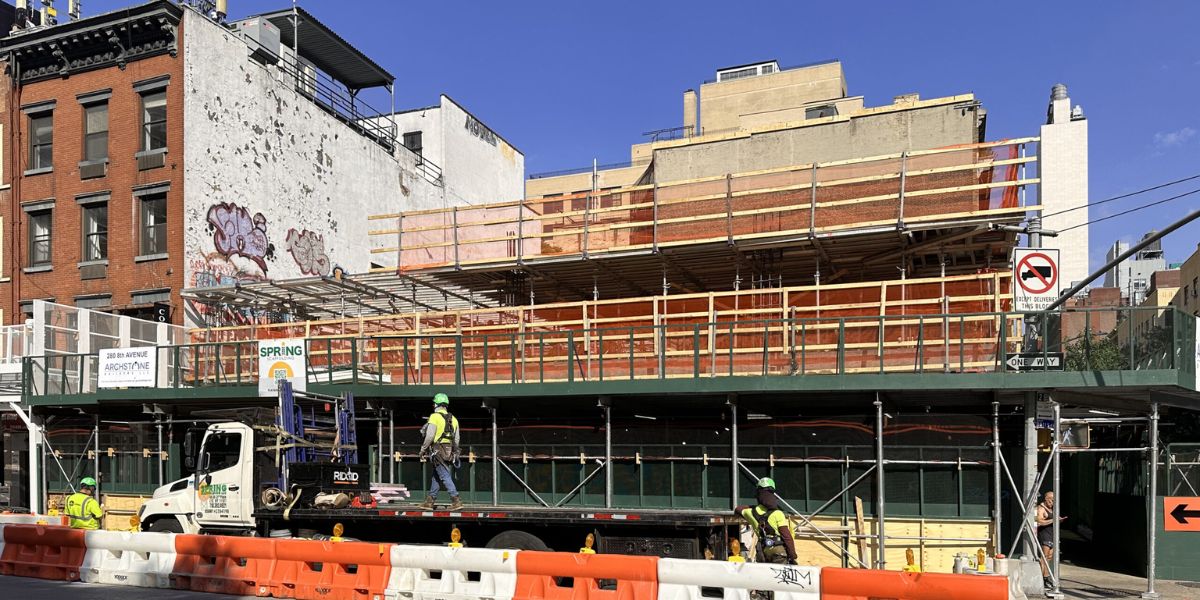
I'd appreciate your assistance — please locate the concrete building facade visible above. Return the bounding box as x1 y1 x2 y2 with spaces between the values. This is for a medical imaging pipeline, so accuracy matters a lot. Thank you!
1037 84 1089 293
1172 243 1200 318
1117 269 1179 348
388 95 524 207
1102 233 1168 306
528 59 986 197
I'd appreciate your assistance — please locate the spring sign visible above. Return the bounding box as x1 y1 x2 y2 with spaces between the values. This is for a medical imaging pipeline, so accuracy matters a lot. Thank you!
258 338 307 396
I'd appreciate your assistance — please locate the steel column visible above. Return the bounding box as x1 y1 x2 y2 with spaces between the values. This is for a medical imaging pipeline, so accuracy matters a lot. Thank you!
1022 392 1038 559
604 401 613 508
1144 402 1160 599
730 396 739 509
156 416 164 486
94 414 101 497
875 394 886 568
388 409 395 484
377 416 384 483
1050 400 1062 598
489 404 499 506
992 399 1002 554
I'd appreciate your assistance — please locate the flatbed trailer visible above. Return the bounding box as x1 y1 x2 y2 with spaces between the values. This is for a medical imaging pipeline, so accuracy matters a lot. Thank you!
256 506 737 557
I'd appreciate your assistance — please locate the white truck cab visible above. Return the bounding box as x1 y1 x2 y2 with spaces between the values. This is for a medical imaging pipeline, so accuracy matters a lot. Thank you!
139 422 258 534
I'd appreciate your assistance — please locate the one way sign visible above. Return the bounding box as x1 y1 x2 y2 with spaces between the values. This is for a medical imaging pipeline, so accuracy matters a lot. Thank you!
1005 353 1064 371
1165 497 1200 532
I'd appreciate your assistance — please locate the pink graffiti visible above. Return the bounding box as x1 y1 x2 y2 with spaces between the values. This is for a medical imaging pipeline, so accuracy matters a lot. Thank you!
286 228 331 276
207 203 270 271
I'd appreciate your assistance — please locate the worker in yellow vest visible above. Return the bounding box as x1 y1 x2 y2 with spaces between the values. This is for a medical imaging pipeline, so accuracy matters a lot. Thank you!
418 393 462 510
65 477 104 530
735 478 798 564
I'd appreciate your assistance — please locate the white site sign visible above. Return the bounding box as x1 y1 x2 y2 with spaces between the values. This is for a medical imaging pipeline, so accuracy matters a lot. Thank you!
98 347 158 388
258 338 307 397
1013 248 1061 312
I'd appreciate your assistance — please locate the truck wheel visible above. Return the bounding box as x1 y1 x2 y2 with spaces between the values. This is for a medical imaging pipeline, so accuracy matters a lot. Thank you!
485 530 550 551
148 518 184 534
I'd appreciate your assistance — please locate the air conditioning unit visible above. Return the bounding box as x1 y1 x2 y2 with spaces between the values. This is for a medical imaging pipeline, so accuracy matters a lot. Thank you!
237 17 280 64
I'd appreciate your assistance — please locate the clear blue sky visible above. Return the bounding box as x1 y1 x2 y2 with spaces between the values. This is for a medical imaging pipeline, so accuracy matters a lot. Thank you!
83 1 1200 274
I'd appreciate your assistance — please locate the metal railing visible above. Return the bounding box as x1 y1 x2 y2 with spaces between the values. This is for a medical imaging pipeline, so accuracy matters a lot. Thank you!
527 159 650 180
22 307 1195 396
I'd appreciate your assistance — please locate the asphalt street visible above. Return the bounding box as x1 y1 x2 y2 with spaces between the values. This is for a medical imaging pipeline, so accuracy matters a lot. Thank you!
0 576 255 599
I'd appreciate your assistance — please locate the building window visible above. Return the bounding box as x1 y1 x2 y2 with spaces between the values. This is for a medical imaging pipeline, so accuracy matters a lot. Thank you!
29 112 53 171
27 210 52 267
139 193 167 256
805 105 838 119
141 91 167 151
83 102 109 162
82 203 108 261
403 131 422 158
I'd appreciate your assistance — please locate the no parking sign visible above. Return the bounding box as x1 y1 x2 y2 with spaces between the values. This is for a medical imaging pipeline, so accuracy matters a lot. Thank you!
1013 248 1060 311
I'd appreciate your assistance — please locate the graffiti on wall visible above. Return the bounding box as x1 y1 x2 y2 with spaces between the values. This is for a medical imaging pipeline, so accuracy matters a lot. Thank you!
464 113 498 147
206 202 273 271
285 228 331 276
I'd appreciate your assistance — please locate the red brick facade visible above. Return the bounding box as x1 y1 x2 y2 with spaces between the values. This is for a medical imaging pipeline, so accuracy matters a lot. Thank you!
2 23 186 324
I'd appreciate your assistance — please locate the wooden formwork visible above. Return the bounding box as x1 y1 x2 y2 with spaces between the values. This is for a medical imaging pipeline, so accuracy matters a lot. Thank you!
370 139 1038 274
187 271 1015 384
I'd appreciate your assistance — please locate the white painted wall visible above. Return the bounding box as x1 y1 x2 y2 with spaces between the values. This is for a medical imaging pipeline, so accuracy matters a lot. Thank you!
181 10 437 300
388 96 524 207
1038 89 1089 291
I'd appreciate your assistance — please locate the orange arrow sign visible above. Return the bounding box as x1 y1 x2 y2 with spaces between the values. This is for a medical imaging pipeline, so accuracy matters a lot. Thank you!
1165 497 1200 532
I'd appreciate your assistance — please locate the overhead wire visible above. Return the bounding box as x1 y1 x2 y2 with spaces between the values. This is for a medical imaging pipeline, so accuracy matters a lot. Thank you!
1040 172 1200 219
1058 187 1200 233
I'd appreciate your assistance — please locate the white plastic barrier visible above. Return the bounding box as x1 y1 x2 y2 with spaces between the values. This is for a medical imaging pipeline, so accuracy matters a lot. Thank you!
0 513 68 526
385 545 519 600
79 530 177 588
658 558 821 600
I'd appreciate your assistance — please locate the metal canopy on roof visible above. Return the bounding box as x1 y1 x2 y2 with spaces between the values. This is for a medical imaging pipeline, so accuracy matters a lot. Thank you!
182 272 494 321
256 6 394 90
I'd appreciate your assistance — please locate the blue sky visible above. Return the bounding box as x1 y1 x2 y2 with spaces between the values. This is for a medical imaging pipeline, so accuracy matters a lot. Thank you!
82 1 1200 273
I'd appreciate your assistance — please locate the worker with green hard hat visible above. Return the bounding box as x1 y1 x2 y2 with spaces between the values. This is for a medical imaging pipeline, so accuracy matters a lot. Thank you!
734 477 798 564
65 476 104 530
418 393 462 510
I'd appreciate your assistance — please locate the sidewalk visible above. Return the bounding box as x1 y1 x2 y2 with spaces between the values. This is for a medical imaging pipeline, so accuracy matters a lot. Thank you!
1055 563 1197 599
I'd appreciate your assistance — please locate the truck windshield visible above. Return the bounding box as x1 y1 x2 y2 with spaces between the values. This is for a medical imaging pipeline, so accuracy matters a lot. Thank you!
203 432 242 472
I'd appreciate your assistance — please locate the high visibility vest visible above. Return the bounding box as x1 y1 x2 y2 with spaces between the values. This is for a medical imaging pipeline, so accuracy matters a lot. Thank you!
65 492 102 530
427 409 458 444
741 505 787 543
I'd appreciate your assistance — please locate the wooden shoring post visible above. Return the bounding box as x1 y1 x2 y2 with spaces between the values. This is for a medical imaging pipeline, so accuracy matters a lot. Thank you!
652 181 660 253
396 212 404 273
808 164 818 239
452 205 461 270
897 151 908 231
517 199 525 265
583 190 592 260
725 173 734 245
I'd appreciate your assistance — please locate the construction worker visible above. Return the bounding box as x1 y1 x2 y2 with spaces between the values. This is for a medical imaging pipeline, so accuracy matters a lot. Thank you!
735 477 798 565
418 393 462 510
65 477 104 530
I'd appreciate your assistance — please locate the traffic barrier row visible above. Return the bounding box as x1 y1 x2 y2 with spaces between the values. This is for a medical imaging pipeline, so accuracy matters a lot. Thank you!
0 524 1012 600
0 513 69 526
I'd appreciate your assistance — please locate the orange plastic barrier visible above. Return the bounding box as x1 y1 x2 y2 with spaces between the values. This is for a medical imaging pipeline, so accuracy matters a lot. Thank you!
821 567 1008 600
170 534 276 596
0 524 87 581
515 551 658 600
270 538 393 600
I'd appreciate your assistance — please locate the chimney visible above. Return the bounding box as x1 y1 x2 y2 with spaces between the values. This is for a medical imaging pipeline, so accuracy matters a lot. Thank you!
683 89 697 136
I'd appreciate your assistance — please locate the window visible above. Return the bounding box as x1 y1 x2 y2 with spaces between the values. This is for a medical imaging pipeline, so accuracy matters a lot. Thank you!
403 131 422 158
83 103 109 162
139 193 167 256
141 91 167 151
27 210 52 267
29 112 53 170
202 432 242 472
718 67 757 82
82 203 108 261
805 105 838 119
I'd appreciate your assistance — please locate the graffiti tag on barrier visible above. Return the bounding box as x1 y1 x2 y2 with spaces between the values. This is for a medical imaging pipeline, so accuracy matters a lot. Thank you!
770 566 814 588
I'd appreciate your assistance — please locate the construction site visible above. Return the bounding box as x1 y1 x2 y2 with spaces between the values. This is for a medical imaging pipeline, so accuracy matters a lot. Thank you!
0 8 1198 599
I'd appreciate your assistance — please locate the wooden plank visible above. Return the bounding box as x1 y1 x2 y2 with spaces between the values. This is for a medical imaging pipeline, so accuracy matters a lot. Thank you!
854 496 868 567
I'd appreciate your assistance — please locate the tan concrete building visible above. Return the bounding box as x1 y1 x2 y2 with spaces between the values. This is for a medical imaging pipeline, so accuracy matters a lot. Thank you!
527 59 985 198
1171 243 1200 318
1118 269 1179 348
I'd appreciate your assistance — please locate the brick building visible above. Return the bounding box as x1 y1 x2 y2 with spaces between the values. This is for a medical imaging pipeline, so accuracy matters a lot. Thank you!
0 1 522 327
